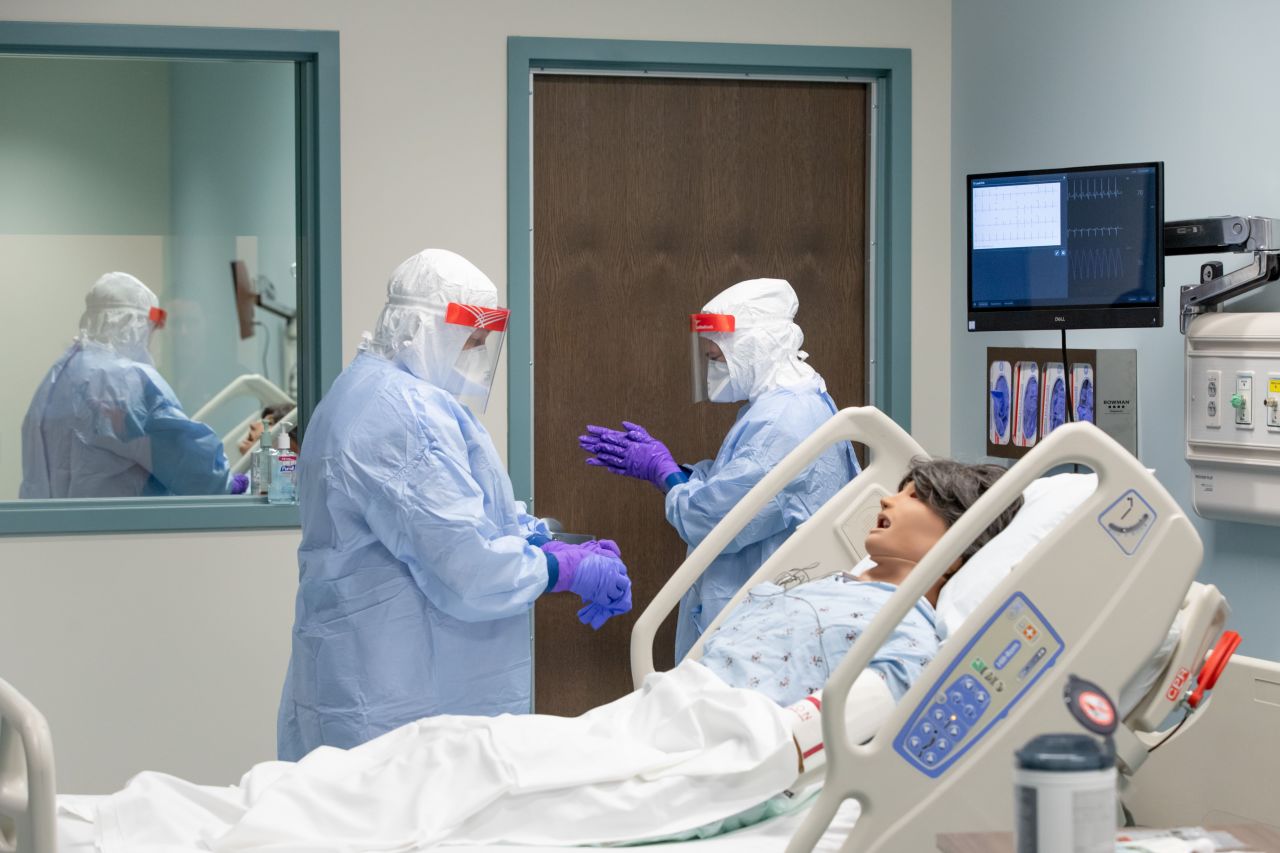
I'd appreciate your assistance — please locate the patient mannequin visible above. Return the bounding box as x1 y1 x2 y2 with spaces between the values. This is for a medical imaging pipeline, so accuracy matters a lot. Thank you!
81 458 1023 852
699 458 1022 770
702 458 1022 707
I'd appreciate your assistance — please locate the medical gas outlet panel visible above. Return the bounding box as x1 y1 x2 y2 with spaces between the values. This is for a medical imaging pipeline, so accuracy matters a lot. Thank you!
1187 312 1280 524
893 593 1064 777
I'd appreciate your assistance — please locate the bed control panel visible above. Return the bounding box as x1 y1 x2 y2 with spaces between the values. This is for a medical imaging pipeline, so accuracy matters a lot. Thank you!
893 592 1064 778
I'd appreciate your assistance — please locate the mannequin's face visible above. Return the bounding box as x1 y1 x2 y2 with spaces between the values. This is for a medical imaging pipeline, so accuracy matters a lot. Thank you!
864 482 950 566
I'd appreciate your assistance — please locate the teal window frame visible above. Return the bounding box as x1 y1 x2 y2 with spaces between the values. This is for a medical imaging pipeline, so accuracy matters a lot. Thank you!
506 37 911 505
0 21 342 535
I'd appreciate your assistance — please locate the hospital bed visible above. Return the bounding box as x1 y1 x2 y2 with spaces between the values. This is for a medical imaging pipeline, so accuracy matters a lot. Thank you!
635 407 1254 850
190 373 296 475
0 409 1257 852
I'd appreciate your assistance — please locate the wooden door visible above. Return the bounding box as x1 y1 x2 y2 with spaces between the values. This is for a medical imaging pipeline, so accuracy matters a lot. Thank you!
532 74 868 716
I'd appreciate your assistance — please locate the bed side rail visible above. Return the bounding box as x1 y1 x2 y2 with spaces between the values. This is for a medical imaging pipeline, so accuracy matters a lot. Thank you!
0 677 55 853
786 421 1201 853
630 406 925 686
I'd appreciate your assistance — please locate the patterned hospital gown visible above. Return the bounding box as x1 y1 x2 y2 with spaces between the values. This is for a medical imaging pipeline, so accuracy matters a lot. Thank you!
700 576 938 706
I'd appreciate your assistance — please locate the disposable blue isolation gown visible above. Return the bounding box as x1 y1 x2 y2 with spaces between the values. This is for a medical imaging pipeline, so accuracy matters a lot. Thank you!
668 376 860 660
277 352 551 760
20 340 231 498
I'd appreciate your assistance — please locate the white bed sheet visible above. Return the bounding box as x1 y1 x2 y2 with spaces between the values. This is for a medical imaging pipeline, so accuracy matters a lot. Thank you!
56 796 861 853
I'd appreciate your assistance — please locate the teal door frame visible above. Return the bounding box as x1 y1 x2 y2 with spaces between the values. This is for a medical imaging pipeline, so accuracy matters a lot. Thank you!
506 36 912 507
0 21 341 535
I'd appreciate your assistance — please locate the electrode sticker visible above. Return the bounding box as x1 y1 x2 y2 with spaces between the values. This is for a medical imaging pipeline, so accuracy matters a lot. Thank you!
1097 489 1157 556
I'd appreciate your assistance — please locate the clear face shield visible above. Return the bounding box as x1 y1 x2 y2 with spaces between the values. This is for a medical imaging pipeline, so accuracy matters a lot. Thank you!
440 302 509 413
689 312 735 403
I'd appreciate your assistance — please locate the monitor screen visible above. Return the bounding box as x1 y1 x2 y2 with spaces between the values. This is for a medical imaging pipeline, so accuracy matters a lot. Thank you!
967 162 1163 331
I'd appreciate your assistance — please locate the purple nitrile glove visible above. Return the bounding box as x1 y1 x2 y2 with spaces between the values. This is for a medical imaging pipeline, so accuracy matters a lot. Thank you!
542 542 629 599
579 421 683 492
230 473 249 495
570 539 632 628
577 424 627 456
577 582 633 630
581 538 621 558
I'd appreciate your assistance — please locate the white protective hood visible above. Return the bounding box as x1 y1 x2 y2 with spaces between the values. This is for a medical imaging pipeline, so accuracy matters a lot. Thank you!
699 277 819 403
79 272 161 362
362 248 499 388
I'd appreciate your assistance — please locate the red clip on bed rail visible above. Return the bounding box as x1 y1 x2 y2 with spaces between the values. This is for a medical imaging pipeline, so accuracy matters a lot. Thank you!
1188 630 1242 709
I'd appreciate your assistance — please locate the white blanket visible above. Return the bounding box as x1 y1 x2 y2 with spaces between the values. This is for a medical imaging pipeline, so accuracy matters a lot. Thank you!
91 661 801 851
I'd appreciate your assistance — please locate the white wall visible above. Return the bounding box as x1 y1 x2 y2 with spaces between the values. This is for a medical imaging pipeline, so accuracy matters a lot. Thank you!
951 0 1280 662
0 0 952 792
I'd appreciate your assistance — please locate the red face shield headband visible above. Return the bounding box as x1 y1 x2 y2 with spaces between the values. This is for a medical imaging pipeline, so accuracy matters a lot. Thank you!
445 303 510 332
148 307 168 329
690 313 735 333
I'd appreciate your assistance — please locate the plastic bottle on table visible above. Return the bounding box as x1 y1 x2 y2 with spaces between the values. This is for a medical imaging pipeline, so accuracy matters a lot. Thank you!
267 428 298 505
250 424 273 496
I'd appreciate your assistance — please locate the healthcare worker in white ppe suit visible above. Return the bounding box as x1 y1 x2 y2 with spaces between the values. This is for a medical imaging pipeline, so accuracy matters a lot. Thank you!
21 272 242 498
581 278 859 661
278 249 632 760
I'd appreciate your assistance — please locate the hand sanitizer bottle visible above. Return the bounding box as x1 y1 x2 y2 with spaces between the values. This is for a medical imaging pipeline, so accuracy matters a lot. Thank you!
250 425 273 496
268 428 298 504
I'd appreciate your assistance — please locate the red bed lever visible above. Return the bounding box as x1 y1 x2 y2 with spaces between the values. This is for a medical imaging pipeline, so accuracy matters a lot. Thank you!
1187 630 1242 709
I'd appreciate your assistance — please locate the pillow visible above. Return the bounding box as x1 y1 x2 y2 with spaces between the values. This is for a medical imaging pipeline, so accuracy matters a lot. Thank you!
934 472 1097 639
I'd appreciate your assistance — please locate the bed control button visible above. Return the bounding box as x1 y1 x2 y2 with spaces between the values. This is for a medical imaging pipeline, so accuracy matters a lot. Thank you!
961 703 978 721
922 750 939 766
945 722 965 740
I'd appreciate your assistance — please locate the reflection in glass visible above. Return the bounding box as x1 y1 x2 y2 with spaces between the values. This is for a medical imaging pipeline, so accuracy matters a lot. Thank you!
21 272 240 497
0 55 298 499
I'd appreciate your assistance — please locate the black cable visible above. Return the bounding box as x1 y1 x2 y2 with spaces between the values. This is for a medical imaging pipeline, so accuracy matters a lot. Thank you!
1061 328 1074 424
1061 328 1080 473
1147 710 1190 753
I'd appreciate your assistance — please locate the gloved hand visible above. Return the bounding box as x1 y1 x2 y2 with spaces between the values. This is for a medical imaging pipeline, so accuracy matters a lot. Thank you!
578 421 686 492
230 473 250 495
542 542 632 629
581 538 621 558
576 584 633 630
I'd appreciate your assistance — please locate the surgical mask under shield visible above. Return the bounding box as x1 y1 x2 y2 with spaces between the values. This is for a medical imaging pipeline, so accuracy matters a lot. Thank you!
439 302 509 412
690 312 735 403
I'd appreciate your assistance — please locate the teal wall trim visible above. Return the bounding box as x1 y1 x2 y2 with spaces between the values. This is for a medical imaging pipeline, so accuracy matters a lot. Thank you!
0 21 341 536
506 36 912 506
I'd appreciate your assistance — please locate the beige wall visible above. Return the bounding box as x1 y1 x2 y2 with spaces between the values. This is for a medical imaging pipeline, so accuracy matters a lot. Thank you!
0 0 952 792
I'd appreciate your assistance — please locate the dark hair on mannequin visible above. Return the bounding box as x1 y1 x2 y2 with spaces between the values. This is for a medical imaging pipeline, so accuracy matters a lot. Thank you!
899 458 1023 563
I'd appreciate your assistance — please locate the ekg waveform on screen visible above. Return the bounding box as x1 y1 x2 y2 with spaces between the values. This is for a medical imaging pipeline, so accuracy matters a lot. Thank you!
1069 247 1125 281
972 182 1061 250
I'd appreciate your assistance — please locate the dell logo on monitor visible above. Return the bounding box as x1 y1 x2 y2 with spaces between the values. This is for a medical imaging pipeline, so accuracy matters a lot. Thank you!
1054 316 1067 323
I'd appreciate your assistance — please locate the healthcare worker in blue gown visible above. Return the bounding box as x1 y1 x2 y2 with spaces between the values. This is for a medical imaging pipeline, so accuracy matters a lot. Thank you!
20 272 242 499
278 249 633 760
580 278 859 662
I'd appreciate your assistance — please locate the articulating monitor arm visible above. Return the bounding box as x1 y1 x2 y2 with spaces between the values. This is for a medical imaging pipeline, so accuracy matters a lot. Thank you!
1166 216 1280 333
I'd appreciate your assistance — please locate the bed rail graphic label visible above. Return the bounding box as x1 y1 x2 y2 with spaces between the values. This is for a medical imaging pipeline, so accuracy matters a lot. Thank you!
893 592 1064 778
1097 489 1157 556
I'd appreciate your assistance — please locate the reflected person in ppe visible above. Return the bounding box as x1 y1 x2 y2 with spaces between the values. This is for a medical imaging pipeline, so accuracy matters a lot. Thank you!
278 248 632 761
20 272 243 498
580 278 860 661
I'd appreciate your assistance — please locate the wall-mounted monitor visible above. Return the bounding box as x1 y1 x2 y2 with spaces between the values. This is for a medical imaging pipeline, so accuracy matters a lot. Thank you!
967 162 1164 331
